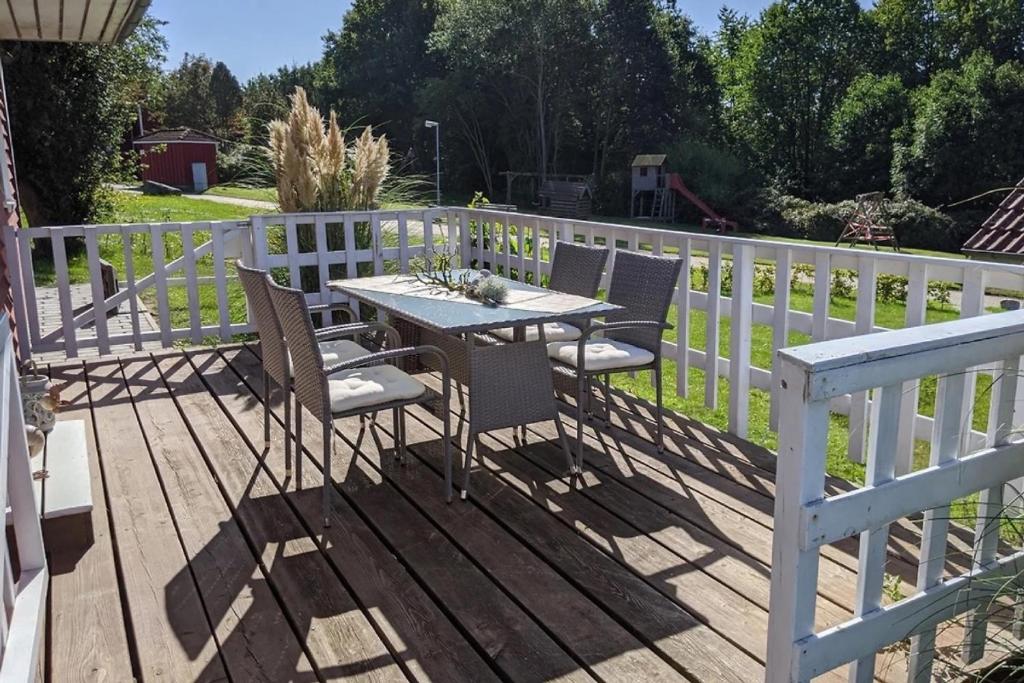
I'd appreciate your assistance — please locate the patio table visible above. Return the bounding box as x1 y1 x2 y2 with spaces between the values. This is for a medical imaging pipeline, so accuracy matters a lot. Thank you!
327 271 621 471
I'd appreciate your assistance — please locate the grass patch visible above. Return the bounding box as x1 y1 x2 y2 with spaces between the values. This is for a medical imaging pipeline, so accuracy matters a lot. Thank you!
203 184 278 203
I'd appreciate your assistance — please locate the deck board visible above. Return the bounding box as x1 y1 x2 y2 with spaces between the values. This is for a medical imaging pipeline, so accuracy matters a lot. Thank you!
184 349 501 682
120 356 320 682
85 359 228 682
45 362 133 683
39 345 984 682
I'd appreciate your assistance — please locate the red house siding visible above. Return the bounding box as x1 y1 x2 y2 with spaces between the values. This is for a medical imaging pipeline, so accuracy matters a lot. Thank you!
136 141 218 189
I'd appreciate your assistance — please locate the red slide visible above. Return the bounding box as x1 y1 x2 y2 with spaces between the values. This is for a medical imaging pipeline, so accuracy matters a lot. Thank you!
667 173 723 222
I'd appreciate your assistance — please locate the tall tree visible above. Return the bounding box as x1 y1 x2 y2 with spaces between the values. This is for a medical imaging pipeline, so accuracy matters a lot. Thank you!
162 53 218 132
2 17 165 227
827 73 910 196
322 0 439 152
430 0 596 184
716 0 872 197
210 61 243 133
892 50 1024 206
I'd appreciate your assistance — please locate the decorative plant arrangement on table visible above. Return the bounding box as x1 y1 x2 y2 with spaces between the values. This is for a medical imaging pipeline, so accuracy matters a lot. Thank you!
411 246 509 305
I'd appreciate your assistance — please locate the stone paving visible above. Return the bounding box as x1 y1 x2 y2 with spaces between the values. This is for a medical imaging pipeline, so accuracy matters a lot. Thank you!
32 283 162 362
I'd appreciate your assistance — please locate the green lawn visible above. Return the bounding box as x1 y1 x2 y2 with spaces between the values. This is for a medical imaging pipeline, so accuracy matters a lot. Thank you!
203 184 279 204
601 215 964 260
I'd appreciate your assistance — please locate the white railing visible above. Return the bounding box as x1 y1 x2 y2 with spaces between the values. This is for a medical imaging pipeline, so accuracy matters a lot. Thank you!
0 314 48 682
6 220 252 356
9 207 1024 464
462 208 1024 466
765 311 1024 682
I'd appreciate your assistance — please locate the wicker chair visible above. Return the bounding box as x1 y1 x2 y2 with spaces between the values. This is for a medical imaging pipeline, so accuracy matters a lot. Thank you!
491 241 609 343
547 250 682 470
236 261 397 477
266 280 453 525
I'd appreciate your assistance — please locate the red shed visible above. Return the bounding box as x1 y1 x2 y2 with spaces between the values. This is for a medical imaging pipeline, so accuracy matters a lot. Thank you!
132 128 219 190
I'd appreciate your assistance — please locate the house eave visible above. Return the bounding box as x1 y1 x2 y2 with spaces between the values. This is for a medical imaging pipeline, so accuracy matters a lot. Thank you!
0 0 152 43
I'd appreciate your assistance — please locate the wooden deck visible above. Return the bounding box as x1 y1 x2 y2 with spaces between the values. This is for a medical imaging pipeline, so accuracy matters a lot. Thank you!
38 345 983 682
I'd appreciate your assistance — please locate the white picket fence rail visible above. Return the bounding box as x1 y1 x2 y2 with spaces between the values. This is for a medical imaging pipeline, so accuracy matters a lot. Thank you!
766 310 1024 682
8 207 1024 466
0 315 47 682
463 208 1024 468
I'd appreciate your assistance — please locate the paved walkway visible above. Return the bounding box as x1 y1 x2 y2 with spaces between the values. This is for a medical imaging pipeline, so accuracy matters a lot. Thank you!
181 193 278 211
33 283 162 362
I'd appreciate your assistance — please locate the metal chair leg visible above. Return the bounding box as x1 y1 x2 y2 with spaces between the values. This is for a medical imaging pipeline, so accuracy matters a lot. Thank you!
295 398 303 489
460 432 477 500
391 407 401 462
603 373 612 427
554 417 575 476
284 381 292 477
322 421 332 527
262 370 271 451
443 405 453 502
399 407 408 466
576 373 587 472
654 364 665 454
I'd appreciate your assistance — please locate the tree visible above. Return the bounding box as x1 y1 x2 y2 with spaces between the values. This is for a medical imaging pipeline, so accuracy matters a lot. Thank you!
430 0 597 184
162 53 217 132
827 73 910 196
892 51 1024 207
210 61 243 134
870 0 939 85
2 17 165 227
715 0 872 197
321 0 439 153
584 0 720 209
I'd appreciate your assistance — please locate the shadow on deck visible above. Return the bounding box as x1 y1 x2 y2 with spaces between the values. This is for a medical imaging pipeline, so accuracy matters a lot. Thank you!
40 345 978 682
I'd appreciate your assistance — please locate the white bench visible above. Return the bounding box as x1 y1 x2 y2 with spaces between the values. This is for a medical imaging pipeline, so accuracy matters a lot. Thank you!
29 419 93 520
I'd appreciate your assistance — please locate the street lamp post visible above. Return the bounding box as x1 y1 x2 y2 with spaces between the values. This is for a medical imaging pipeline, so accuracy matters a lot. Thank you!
425 120 440 205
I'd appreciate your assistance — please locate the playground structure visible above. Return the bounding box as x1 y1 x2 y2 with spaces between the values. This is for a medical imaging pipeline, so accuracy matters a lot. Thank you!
630 154 738 232
835 192 900 252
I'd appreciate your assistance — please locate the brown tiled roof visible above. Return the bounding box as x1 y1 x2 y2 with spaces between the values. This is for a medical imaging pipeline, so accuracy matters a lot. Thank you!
132 128 218 144
963 178 1024 256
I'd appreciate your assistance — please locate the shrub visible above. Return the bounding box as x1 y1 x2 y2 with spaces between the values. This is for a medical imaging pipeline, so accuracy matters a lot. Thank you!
770 194 958 251
876 274 909 304
830 268 856 300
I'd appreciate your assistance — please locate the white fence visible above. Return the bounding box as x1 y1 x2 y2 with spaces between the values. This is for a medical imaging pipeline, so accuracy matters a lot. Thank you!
765 310 1024 682
8 207 1024 464
462 208 1024 468
0 314 47 681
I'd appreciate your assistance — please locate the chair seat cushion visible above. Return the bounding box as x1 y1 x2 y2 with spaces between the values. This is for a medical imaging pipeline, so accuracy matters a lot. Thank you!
328 365 426 414
491 322 581 343
547 339 655 372
288 339 369 377
319 339 371 365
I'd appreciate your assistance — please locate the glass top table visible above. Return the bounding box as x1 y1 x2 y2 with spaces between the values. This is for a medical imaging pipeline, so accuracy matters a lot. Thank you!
327 271 621 334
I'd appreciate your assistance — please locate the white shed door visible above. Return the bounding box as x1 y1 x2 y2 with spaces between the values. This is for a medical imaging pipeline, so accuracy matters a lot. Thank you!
191 162 208 191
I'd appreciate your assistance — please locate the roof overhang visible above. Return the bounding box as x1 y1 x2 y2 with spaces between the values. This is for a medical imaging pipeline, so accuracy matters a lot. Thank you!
0 0 151 43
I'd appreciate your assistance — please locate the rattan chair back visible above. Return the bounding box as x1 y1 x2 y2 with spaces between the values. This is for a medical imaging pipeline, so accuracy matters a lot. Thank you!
547 241 608 298
236 261 289 388
266 280 331 422
605 250 683 353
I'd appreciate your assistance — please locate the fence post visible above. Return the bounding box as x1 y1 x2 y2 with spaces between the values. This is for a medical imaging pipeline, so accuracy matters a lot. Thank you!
847 255 878 463
766 356 828 683
728 244 754 437
704 240 722 409
769 247 792 431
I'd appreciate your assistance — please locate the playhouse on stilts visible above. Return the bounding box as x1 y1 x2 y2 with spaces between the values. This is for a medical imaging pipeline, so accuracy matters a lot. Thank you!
630 154 737 232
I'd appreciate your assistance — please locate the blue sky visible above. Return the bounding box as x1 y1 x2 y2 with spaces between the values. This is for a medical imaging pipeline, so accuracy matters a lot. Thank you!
149 0 791 82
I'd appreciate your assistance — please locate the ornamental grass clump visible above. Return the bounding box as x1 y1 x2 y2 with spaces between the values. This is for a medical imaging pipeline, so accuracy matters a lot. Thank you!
267 87 390 214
